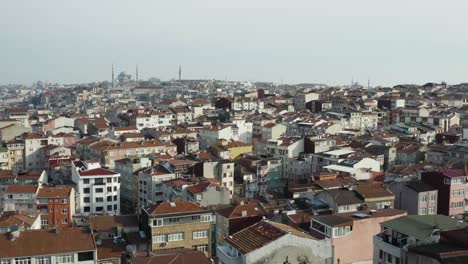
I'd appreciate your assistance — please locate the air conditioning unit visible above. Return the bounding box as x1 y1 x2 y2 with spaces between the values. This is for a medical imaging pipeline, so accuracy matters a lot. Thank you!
160 242 167 247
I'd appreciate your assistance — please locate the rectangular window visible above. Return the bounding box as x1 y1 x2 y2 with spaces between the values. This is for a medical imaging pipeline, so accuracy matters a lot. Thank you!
201 215 212 222
83 188 90 194
428 207 436 215
84 206 90 212
15 258 31 264
419 208 427 215
77 251 94 262
169 217 180 224
420 195 428 202
107 178 112 183
84 197 90 203
41 218 48 226
61 198 67 204
56 255 73 264
193 244 208 252
168 232 184 242
107 205 112 211
153 234 166 243
96 197 104 203
107 196 112 202
96 206 103 212
193 230 208 239
387 254 392 263
62 218 68 224
379 250 383 260
83 179 90 184
107 187 112 192
430 193 436 201
114 195 117 201
61 208 68 214
96 188 103 193
153 219 163 226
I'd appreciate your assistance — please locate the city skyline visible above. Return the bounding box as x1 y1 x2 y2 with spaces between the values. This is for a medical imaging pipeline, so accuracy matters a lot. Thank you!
2 0 468 86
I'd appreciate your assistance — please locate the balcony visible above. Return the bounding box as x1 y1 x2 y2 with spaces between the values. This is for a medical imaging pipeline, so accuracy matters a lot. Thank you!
217 245 242 264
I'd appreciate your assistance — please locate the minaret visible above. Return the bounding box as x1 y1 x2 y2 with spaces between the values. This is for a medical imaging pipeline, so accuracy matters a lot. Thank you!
179 65 181 81
111 64 115 88
136 64 139 83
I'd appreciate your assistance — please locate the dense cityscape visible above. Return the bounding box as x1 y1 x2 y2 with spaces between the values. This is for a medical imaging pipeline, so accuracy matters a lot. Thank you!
0 75 467 264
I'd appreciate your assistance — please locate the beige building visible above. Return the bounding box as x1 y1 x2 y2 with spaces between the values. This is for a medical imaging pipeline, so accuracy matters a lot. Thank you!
141 201 215 256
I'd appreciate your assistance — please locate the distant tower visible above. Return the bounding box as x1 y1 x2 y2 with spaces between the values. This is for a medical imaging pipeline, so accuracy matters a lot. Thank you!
179 65 182 81
136 64 139 83
112 64 115 88
367 77 370 90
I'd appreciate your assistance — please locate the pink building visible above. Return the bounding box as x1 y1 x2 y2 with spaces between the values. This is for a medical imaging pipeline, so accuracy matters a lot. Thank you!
310 209 407 264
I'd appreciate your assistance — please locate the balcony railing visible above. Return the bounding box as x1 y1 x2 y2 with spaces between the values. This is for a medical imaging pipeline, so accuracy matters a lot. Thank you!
217 246 242 264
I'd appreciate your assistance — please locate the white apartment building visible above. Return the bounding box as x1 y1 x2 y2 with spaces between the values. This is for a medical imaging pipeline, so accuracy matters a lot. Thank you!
3 185 39 211
71 160 121 215
133 111 175 130
266 137 304 180
138 165 177 207
199 125 233 149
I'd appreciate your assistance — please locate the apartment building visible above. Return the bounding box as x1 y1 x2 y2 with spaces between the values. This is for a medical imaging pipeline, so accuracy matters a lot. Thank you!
389 181 438 215
199 126 233 149
36 186 75 228
421 169 466 216
114 156 151 214
3 185 38 211
141 201 215 255
71 160 121 215
5 141 25 171
138 165 176 207
131 110 175 130
310 209 406 264
195 159 235 196
217 220 333 264
266 137 304 180
0 228 97 264
89 140 176 169
373 215 467 264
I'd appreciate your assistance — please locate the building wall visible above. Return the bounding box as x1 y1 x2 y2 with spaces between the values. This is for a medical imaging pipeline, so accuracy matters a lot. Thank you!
333 212 406 264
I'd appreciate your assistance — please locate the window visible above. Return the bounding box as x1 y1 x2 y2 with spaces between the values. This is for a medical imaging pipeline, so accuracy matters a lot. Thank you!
83 179 90 184
193 230 208 239
61 208 68 214
107 178 112 183
153 234 166 243
84 197 90 203
396 257 401 264
451 201 464 209
41 218 48 226
193 244 208 252
113 204 117 211
429 207 436 215
107 205 112 211
96 188 103 193
62 218 68 224
107 196 112 202
430 193 437 201
77 252 94 262
200 214 212 222
107 187 112 192
113 186 117 191
56 255 73 264
114 195 117 201
168 232 184 242
420 195 428 202
379 250 383 260
83 188 90 194
84 206 90 212
169 217 180 224
95 178 104 184
419 208 427 215
96 206 103 212
452 189 464 196
96 197 104 203
61 198 67 204
153 219 163 226
192 215 201 221
387 254 392 263
15 258 30 264
1 260 11 264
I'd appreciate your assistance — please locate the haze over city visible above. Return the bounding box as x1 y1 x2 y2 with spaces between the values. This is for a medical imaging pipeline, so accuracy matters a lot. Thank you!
2 0 468 86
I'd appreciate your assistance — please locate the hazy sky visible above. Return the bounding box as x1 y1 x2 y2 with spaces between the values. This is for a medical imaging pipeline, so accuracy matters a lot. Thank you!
1 0 468 86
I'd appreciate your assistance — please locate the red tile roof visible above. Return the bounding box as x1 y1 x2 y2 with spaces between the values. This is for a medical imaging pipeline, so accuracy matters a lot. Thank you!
146 201 205 216
79 168 119 177
36 186 72 198
5 185 38 194
0 228 96 258
216 203 267 219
